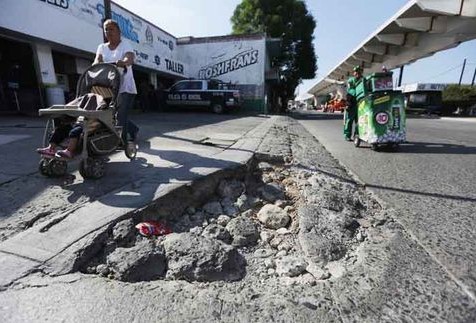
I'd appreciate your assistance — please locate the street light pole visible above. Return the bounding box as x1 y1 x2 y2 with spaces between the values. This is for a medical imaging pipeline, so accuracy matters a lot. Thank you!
398 65 404 87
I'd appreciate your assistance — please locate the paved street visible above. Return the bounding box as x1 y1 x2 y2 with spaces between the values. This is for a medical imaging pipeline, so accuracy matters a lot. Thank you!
1 111 475 322
295 111 476 299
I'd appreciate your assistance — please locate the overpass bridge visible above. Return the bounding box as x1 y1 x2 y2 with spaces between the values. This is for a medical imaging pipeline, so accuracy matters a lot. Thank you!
308 0 476 97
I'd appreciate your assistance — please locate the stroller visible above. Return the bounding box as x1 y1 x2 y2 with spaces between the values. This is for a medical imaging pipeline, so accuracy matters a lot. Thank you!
38 63 137 179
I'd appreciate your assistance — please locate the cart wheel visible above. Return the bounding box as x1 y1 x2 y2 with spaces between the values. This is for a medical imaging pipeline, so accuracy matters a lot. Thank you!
353 135 361 148
79 158 105 179
371 144 379 151
50 159 67 177
125 141 137 160
39 158 51 176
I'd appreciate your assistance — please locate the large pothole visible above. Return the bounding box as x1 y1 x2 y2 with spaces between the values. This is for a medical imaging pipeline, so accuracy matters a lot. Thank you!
78 156 385 284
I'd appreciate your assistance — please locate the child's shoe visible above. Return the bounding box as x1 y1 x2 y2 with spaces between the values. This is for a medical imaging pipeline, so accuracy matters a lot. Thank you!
37 147 55 156
55 149 74 159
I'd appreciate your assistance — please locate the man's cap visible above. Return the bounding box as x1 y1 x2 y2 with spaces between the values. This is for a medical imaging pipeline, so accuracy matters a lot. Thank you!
353 65 362 72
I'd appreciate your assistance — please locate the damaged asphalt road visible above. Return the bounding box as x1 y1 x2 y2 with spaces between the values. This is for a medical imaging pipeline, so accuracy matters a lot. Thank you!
0 115 475 322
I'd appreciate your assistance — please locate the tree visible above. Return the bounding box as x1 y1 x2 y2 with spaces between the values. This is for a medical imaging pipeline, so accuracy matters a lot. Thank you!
442 84 476 101
231 0 317 111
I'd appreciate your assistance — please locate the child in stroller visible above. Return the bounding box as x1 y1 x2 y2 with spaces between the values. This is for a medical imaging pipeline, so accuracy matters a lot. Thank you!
38 63 137 179
37 114 102 159
37 116 85 158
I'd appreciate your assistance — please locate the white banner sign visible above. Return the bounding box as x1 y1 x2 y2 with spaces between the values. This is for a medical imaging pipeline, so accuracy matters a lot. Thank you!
0 0 188 76
110 3 187 77
180 38 265 85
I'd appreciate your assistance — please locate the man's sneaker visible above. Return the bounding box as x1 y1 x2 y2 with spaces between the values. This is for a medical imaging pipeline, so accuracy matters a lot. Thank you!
345 137 352 141
37 147 55 156
55 149 74 159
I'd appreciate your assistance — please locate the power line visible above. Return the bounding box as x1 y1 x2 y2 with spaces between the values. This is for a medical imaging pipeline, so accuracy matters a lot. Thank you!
420 63 465 83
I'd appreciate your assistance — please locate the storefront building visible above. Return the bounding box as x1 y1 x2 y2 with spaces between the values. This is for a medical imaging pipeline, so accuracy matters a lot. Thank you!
0 0 279 115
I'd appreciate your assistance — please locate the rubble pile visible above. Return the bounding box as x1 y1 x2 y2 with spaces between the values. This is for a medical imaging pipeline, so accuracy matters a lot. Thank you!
82 158 383 285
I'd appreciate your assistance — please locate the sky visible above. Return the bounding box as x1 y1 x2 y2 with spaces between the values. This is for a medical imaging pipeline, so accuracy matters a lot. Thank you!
113 0 476 94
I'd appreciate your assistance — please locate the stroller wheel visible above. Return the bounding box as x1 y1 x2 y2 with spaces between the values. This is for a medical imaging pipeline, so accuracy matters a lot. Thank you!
125 141 137 160
50 159 67 177
39 158 51 176
43 119 56 147
79 158 105 179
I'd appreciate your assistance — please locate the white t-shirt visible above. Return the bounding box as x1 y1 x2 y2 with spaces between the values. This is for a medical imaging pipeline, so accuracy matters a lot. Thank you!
96 41 137 94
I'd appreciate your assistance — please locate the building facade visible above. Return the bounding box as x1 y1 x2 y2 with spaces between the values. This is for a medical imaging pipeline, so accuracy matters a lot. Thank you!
0 0 279 115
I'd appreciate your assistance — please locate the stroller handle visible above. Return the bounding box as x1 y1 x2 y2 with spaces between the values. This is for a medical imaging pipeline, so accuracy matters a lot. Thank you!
110 62 127 75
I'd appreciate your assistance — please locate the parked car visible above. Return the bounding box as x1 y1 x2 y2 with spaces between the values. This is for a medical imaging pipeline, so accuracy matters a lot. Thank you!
164 79 241 113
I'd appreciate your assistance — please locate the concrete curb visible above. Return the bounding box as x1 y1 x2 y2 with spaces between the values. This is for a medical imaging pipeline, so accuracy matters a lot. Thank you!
0 115 279 287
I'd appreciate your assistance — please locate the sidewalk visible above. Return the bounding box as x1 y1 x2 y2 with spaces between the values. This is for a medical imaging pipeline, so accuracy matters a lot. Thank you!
440 116 476 122
0 114 277 287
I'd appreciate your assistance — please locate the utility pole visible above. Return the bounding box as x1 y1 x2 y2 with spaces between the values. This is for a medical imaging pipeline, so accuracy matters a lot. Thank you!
471 67 476 87
103 0 112 42
458 58 466 86
104 0 111 20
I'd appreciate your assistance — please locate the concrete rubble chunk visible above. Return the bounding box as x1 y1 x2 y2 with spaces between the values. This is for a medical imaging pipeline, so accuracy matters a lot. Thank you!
276 256 308 277
235 194 261 211
264 258 275 269
298 205 360 264
257 162 273 171
201 224 231 243
257 204 290 229
235 194 248 211
163 232 245 282
274 199 288 208
306 262 331 280
276 228 290 235
216 215 231 227
226 216 259 247
260 230 275 244
202 201 223 216
106 240 166 282
217 179 245 200
259 183 285 202
297 273 317 286
189 226 203 235
253 248 274 259
96 264 109 276
112 219 135 246
241 209 254 218
221 197 240 216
